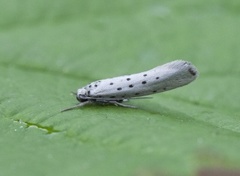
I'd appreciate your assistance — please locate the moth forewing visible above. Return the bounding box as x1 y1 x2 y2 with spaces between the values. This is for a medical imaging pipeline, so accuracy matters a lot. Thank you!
62 60 198 111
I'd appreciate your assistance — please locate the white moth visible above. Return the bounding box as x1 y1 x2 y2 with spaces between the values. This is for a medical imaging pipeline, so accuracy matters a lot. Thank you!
62 60 198 112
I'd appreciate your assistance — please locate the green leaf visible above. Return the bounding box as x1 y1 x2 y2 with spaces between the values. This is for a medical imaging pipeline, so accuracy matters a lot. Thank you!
1 0 240 176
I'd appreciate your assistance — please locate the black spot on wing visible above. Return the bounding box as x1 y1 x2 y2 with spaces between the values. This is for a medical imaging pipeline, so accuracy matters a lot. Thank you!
188 68 197 76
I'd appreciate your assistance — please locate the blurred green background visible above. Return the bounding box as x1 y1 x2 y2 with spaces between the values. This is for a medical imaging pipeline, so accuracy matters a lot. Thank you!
0 0 240 176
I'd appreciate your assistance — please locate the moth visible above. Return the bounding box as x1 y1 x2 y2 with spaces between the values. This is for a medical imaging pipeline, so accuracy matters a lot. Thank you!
62 60 198 112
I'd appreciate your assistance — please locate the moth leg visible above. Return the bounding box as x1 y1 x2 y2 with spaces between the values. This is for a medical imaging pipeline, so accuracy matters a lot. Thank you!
109 101 137 109
61 101 92 112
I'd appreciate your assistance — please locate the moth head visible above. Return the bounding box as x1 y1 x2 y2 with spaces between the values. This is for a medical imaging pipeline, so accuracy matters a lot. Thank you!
76 88 88 102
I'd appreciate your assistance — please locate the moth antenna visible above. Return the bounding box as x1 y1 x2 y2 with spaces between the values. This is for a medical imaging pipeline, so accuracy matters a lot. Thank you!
61 101 92 112
130 96 152 100
71 91 77 95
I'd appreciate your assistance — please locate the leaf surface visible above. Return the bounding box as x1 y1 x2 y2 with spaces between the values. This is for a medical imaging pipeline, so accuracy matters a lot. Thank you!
1 0 240 175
